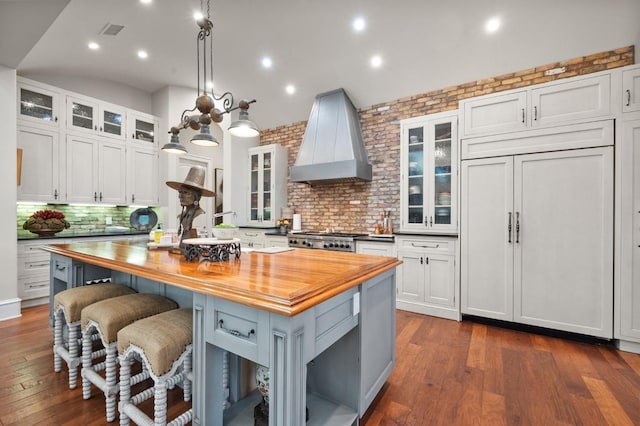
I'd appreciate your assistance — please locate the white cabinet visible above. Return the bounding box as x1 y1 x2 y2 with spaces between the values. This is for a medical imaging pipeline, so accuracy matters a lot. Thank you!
622 66 640 113
66 134 127 205
356 240 396 257
396 236 458 320
127 111 159 146
127 145 158 206
17 240 60 306
66 95 126 140
400 111 458 234
17 125 63 202
461 146 614 338
247 144 288 227
264 234 288 248
238 229 266 248
616 114 640 352
461 73 611 138
17 78 60 129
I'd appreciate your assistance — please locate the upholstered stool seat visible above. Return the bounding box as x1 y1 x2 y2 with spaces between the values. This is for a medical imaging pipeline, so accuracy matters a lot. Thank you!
81 293 178 422
118 308 193 426
53 283 137 389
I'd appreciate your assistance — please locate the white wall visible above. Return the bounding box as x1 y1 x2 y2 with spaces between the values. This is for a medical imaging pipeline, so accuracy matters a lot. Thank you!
18 71 153 113
0 66 20 320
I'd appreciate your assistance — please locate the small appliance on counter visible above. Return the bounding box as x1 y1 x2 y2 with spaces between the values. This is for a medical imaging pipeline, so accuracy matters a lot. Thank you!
130 208 158 232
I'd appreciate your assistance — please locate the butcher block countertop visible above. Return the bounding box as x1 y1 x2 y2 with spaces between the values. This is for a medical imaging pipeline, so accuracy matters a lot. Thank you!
43 240 401 316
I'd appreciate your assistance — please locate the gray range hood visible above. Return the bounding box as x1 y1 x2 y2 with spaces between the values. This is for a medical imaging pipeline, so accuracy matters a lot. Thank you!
289 88 372 185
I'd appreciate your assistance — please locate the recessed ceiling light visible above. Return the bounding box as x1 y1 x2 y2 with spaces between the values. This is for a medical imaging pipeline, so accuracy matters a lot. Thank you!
139 0 152 4
353 16 366 32
370 55 382 68
485 16 501 33
137 50 148 59
285 84 296 95
88 42 100 50
261 57 273 69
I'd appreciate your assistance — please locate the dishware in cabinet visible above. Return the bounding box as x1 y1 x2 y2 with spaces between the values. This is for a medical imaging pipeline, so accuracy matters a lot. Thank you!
66 95 126 141
17 78 60 128
247 144 287 227
400 110 458 234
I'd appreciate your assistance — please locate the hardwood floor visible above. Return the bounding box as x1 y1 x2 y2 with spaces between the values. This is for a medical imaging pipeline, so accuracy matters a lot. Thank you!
1 306 639 425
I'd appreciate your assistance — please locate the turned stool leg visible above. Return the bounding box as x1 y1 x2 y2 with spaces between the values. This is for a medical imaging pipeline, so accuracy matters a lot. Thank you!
105 344 119 422
53 310 63 373
67 323 80 389
81 329 93 400
183 353 192 402
154 381 167 426
118 357 132 426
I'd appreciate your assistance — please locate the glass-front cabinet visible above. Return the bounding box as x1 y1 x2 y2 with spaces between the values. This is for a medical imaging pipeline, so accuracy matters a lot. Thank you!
246 144 288 227
66 95 126 140
17 79 60 128
127 111 159 145
400 110 458 234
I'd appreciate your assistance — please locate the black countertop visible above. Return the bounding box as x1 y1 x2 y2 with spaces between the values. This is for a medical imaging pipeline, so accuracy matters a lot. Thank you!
18 229 149 241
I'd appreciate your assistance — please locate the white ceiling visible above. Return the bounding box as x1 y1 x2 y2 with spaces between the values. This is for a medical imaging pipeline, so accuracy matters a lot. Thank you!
3 0 640 130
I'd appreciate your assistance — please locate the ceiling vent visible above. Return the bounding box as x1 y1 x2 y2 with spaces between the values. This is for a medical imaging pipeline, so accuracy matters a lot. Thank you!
100 23 125 36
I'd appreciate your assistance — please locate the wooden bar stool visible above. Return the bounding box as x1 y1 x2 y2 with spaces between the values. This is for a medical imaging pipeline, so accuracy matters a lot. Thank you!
53 283 137 389
81 293 179 422
118 308 193 426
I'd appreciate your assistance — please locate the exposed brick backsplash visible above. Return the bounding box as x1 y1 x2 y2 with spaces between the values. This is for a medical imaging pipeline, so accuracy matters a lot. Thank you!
261 46 635 234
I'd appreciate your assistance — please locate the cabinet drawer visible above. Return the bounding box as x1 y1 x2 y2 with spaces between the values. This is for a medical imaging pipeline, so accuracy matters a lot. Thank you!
206 298 269 365
17 254 50 276
314 286 359 356
18 241 51 255
52 257 71 281
398 238 454 253
18 275 50 300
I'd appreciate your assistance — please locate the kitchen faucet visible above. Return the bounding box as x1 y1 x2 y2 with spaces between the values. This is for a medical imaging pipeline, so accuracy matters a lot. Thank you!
213 211 237 227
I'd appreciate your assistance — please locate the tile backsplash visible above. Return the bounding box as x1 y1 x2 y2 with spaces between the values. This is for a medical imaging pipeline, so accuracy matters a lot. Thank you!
16 204 158 234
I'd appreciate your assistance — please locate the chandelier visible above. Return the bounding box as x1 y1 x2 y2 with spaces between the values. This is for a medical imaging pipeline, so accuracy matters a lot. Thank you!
162 0 259 155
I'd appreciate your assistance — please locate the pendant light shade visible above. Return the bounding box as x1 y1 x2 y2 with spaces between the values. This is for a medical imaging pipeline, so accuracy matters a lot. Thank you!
161 132 188 154
229 108 259 137
190 123 219 146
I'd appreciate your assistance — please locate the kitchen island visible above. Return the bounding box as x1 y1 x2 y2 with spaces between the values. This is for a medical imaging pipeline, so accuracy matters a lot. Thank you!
44 240 401 426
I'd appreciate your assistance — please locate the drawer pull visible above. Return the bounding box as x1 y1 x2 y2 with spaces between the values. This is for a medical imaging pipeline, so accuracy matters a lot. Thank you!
411 243 439 249
218 319 255 339
55 264 66 271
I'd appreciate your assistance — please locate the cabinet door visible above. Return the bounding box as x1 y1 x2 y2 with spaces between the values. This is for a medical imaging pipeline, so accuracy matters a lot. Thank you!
460 156 514 320
623 67 640 113
513 148 613 338
356 241 395 257
128 112 158 145
100 103 126 140
396 250 425 302
462 91 527 137
127 146 158 206
248 148 274 225
403 122 427 229
531 74 610 128
98 142 127 205
17 126 62 202
17 80 60 128
66 135 98 203
429 119 457 232
425 254 455 308
67 95 98 135
619 118 640 339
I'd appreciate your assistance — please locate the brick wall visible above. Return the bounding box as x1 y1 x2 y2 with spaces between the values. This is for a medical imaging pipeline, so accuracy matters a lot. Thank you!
260 46 635 233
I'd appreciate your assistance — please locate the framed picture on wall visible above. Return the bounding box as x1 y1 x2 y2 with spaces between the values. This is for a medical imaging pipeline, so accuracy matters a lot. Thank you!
215 168 223 225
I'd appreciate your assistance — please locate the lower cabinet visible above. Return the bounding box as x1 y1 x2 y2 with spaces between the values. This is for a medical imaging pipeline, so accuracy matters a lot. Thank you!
18 240 62 306
616 115 640 353
356 240 396 257
396 235 459 321
238 229 266 249
264 234 288 247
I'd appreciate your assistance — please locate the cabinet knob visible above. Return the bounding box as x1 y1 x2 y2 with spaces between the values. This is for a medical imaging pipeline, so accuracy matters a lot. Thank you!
627 89 632 107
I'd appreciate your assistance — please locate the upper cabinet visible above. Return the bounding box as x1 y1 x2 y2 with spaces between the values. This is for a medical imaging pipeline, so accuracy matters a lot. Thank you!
622 66 640 113
247 144 288 227
400 110 458 234
66 95 126 141
460 73 611 138
127 111 159 146
17 125 62 203
17 79 60 129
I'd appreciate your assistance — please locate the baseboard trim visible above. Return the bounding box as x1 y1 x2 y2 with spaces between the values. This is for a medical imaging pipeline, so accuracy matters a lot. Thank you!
0 298 22 321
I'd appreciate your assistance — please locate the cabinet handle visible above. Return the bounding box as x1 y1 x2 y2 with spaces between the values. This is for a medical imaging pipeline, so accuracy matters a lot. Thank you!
131 194 135 203
516 211 520 243
55 116 58 123
521 108 525 123
412 243 440 249
425 257 429 265
94 192 97 201
420 257 423 265
627 89 632 107
54 189 58 200
424 216 428 226
429 216 433 227
94 125 97 131
534 106 538 121
99 192 103 202
55 264 66 271
508 212 512 243
132 133 136 139
218 319 255 339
